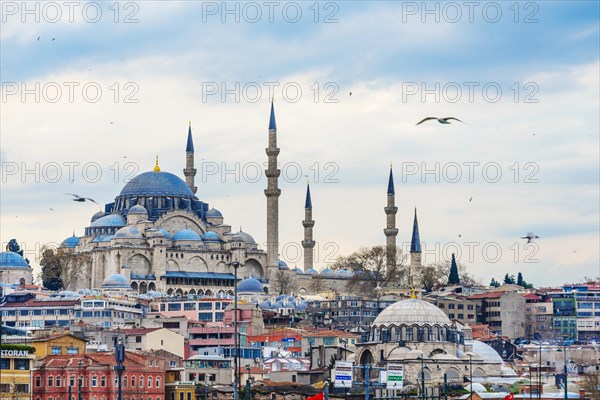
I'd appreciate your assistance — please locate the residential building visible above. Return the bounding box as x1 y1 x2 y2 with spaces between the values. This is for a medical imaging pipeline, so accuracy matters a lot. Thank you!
468 291 526 339
0 344 36 400
0 293 78 329
523 294 554 340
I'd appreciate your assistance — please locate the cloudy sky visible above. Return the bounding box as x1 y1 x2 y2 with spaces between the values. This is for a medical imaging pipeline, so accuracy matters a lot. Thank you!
1 1 598 287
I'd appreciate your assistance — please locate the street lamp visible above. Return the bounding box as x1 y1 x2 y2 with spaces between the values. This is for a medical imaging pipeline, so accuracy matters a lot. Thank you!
469 354 473 393
230 235 245 400
417 355 425 400
557 346 568 400
77 360 83 400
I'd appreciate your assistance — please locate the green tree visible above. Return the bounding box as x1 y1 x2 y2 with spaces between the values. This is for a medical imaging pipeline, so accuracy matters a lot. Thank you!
517 272 524 286
490 278 500 287
448 253 460 285
503 274 516 285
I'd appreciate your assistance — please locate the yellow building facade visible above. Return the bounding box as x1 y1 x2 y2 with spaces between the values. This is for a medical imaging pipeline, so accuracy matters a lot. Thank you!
30 333 87 357
0 346 36 400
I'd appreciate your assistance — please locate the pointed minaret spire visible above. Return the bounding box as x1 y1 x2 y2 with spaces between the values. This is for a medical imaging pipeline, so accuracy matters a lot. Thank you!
265 101 281 271
302 182 315 272
409 207 423 298
154 156 161 172
384 164 398 272
183 121 197 194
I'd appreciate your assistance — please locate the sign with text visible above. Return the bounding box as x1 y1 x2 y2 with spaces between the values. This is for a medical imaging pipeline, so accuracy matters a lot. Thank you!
334 361 353 388
386 364 404 389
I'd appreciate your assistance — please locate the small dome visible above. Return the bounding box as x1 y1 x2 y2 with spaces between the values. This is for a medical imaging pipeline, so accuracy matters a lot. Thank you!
305 268 318 275
91 214 126 227
202 231 221 242
172 229 202 241
260 300 273 309
61 236 80 248
90 211 106 222
235 231 256 244
128 204 148 214
114 226 144 239
336 269 353 277
237 277 263 293
0 252 29 268
320 268 334 276
293 267 303 274
278 260 289 270
374 298 451 327
206 208 223 218
101 273 130 288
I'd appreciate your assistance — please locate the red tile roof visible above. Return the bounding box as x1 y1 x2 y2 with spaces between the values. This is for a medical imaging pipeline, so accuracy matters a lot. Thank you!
468 292 504 299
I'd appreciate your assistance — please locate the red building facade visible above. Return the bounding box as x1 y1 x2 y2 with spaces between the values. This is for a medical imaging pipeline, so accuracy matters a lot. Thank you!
32 352 165 400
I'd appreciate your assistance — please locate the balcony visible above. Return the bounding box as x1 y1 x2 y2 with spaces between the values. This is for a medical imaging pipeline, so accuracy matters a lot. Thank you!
189 326 234 334
189 338 233 346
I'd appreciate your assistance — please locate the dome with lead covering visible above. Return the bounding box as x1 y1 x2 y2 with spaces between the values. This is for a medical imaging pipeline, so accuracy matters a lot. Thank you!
373 298 451 327
101 273 130 288
114 226 144 239
237 277 263 293
91 211 106 222
0 252 29 268
62 236 80 248
91 214 126 227
120 171 194 197
206 208 223 218
172 229 202 241
128 204 148 214
278 260 289 270
202 231 221 242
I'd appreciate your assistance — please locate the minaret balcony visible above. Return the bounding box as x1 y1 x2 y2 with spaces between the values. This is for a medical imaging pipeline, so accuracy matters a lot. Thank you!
384 228 399 236
302 239 316 248
265 148 280 156
265 169 281 178
384 206 398 214
302 220 315 228
264 188 281 197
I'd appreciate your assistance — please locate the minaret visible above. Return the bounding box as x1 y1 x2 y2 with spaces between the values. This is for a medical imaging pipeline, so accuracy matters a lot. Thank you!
264 101 281 269
302 182 315 271
183 121 197 194
410 208 423 298
384 165 398 271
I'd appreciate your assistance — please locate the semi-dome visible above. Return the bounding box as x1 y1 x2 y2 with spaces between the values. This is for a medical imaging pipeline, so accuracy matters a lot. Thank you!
101 273 130 288
128 204 148 214
91 214 126 227
114 226 144 239
278 260 289 270
172 229 202 241
202 231 221 242
467 340 503 364
61 236 80 248
373 298 451 327
237 277 263 293
119 171 194 197
90 210 106 222
206 208 223 218
0 252 29 268
159 229 171 239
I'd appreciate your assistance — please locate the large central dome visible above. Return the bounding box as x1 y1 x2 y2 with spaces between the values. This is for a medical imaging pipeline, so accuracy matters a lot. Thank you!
374 298 451 327
120 171 194 197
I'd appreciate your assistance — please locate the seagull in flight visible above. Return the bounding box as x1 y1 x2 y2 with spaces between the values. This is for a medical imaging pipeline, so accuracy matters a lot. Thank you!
416 117 465 125
65 193 98 204
521 232 540 244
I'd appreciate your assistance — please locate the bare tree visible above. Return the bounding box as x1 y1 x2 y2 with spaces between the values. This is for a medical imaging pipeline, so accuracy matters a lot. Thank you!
309 274 325 293
420 260 479 292
335 246 408 293
39 244 90 290
579 373 600 399
271 270 297 295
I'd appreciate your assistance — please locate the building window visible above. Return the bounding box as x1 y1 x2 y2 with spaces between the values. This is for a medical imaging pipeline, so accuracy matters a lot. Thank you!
67 347 79 355
15 384 29 393
101 376 106 387
156 377 160 387
48 377 54 387
70 377 75 387
136 336 142 343
148 377 152 388
14 359 30 370
187 393 191 400
92 376 97 387
51 346 62 355
0 359 10 369
131 377 135 387
56 376 62 387
448 304 455 309
0 384 10 393
36 376 41 387
139 377 143 387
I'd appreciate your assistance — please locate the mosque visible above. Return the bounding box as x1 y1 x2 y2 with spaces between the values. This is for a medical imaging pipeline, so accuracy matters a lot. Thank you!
10 102 422 297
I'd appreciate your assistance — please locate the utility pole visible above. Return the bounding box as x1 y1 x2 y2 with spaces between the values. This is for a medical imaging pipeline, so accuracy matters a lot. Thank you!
114 335 125 400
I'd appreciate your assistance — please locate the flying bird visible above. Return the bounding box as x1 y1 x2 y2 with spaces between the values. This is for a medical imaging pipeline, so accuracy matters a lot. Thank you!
349 92 352 96
37 37 40 41
416 117 464 125
521 232 540 244
469 196 473 202
49 208 54 211
65 193 98 204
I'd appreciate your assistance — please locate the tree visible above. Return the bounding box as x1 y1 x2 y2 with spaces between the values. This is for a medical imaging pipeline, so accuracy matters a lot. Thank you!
579 373 600 399
309 274 326 293
335 246 408 293
490 278 501 287
39 244 90 290
503 274 516 285
517 272 524 286
420 259 478 292
271 270 296 295
448 253 460 285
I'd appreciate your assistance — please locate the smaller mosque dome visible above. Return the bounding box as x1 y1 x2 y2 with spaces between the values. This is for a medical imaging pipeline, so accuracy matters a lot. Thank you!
159 229 171 239
90 211 106 222
237 277 263 293
101 235 114 242
206 208 223 218
0 252 29 268
293 267 303 274
320 268 334 276
128 204 148 214
114 226 144 239
202 231 221 242
101 273 130 288
336 269 353 278
260 300 273 309
305 268 318 275
235 231 256 244
61 236 80 248
91 214 126 227
278 260 289 270
468 340 503 364
172 229 202 241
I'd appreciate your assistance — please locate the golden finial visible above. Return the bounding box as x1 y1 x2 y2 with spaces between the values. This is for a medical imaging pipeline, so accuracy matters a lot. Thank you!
271 95 274 103
414 207 417 214
189 119 192 127
153 156 160 172
410 287 416 299
390 161 393 168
